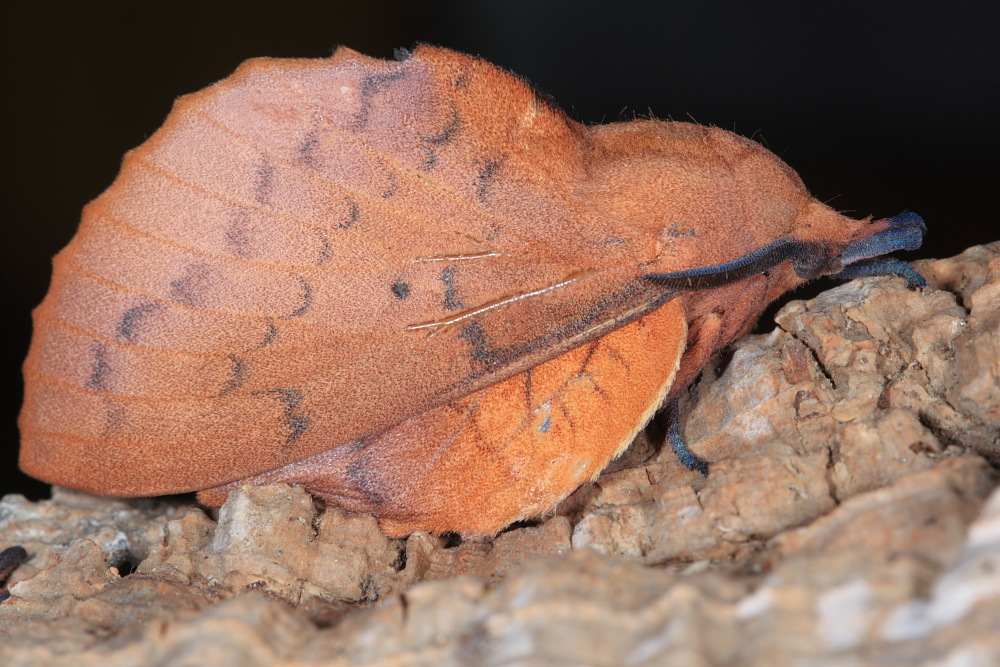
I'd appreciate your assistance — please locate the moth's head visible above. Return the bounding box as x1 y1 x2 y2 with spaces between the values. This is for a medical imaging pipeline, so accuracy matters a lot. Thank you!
688 126 926 282
783 204 927 292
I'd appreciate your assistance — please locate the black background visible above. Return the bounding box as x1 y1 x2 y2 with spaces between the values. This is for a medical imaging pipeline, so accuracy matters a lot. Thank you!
4 1 997 499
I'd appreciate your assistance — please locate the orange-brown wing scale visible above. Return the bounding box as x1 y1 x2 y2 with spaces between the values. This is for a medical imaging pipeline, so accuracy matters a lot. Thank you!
197 299 686 536
19 47 674 495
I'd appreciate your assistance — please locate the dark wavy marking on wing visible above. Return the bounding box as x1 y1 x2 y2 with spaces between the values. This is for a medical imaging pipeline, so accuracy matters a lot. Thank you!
283 276 312 319
257 388 311 445
442 266 461 311
339 197 360 230
475 155 508 205
116 302 160 344
353 69 408 129
169 262 214 306
421 106 461 169
254 156 275 205
86 342 112 390
219 355 247 395
249 320 279 351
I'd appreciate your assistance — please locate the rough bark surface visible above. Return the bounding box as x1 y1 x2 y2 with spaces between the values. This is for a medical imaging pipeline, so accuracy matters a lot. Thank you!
2 243 998 666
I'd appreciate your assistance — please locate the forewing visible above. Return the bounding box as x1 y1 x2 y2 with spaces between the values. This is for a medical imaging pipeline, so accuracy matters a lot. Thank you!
20 46 669 494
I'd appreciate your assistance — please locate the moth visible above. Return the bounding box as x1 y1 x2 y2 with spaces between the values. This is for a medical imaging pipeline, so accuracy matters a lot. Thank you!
19 45 925 536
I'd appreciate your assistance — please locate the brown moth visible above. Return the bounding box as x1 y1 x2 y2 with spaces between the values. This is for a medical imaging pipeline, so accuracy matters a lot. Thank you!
19 45 924 536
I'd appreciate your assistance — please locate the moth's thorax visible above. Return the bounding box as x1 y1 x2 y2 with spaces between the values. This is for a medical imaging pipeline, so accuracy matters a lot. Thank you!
581 121 818 277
